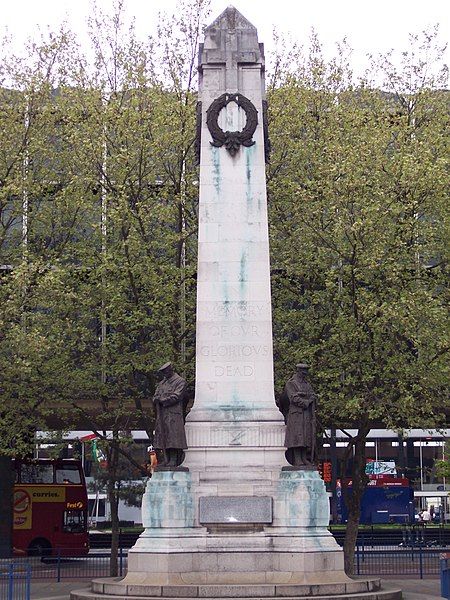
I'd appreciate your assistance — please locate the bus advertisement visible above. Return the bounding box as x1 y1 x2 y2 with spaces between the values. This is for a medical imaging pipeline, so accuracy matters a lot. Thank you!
13 458 89 557
337 476 414 524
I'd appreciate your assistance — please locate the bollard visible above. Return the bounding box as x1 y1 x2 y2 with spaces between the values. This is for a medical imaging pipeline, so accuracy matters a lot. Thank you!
57 548 61 582
419 542 423 579
25 563 31 600
8 563 14 600
441 553 450 599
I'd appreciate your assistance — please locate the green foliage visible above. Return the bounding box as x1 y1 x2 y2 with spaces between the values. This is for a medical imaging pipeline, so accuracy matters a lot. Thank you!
0 1 208 457
0 0 210 571
435 442 450 479
88 439 147 508
268 29 449 433
267 28 449 573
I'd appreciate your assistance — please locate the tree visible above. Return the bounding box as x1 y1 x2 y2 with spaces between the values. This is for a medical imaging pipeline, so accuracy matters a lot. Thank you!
0 0 208 569
0 28 86 556
61 0 207 573
435 441 450 479
267 30 449 573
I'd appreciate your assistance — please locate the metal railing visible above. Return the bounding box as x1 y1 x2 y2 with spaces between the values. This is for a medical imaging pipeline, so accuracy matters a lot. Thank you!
0 550 127 582
1 545 448 583
355 543 445 578
0 563 31 600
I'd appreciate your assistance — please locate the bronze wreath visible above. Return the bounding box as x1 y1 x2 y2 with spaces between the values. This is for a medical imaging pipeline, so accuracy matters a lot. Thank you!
206 93 258 157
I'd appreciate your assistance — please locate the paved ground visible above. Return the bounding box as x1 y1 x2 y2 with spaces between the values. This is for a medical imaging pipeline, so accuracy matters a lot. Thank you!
30 577 445 599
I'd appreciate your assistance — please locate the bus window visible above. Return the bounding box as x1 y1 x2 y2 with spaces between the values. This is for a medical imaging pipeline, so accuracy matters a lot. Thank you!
20 463 54 484
56 465 81 484
63 510 86 533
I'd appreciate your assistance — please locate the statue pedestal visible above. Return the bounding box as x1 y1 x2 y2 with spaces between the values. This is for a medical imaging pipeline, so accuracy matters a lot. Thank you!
124 468 344 586
71 468 399 598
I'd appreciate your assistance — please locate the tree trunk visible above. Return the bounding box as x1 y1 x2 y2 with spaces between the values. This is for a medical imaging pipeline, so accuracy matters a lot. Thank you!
342 427 370 575
107 440 120 577
0 456 14 557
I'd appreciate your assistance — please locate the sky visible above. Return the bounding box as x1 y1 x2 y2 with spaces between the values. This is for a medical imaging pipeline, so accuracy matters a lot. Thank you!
1 0 449 75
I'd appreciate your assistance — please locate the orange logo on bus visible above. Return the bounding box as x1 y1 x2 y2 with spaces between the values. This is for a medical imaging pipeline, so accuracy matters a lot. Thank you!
66 501 84 509
14 490 31 513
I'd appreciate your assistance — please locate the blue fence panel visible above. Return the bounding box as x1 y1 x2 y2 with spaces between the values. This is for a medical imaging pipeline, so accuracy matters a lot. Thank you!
0 563 31 600
0 546 446 584
355 544 443 578
441 554 450 599
0 550 127 582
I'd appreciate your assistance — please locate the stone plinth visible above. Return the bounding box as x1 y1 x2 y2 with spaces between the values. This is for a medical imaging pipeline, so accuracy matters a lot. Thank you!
71 577 403 600
126 470 345 587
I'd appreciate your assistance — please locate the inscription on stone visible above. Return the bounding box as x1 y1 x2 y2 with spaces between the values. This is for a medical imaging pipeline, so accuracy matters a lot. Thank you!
200 344 269 358
198 301 270 320
199 496 273 524
214 364 254 377
208 324 260 338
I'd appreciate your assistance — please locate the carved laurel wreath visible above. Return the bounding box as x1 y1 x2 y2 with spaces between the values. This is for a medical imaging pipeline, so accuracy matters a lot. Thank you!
206 93 258 157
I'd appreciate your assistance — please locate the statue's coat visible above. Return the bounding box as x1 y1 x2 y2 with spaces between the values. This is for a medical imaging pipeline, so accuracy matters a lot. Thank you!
153 372 188 450
280 374 316 453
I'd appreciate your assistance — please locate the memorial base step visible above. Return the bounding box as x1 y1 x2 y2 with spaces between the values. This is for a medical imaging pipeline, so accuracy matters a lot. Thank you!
70 577 402 600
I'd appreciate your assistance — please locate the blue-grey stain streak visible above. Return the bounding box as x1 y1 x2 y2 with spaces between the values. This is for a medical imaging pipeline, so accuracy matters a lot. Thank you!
246 148 251 184
146 471 194 528
276 470 329 529
213 147 221 198
245 146 255 207
239 251 247 292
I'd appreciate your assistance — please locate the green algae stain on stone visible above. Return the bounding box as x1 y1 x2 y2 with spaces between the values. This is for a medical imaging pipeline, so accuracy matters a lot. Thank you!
143 471 194 528
246 147 252 184
276 470 330 529
245 145 255 206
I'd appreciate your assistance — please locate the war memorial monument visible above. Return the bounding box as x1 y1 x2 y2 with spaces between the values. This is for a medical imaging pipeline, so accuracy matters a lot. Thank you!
72 7 401 600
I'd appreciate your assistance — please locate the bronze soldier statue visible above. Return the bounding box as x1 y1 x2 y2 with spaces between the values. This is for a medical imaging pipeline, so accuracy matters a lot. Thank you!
152 362 188 467
278 363 317 467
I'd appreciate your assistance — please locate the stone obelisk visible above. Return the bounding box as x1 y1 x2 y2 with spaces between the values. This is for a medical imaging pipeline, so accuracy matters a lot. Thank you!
128 5 346 582
186 4 284 473
71 8 399 599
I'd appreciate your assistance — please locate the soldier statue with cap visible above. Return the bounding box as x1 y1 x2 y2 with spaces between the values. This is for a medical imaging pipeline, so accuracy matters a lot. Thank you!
278 363 317 467
152 362 188 467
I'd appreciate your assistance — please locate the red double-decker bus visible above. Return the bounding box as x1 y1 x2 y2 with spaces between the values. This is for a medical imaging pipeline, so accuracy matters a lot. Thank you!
13 458 89 557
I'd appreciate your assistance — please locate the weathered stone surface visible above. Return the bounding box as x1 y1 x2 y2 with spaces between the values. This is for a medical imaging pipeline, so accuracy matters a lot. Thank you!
199 495 272 524
140 471 194 530
69 579 402 600
186 5 281 434
198 584 275 597
127 585 163 597
162 586 197 597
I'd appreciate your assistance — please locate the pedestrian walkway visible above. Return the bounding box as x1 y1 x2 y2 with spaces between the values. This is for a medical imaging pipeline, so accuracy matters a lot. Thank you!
31 581 89 599
30 578 445 599
384 577 444 599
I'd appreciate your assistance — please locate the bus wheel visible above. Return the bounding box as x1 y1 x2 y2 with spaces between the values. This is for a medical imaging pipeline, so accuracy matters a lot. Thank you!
28 538 52 557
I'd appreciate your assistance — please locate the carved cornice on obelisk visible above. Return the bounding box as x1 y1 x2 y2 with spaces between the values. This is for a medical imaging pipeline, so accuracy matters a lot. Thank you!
199 5 263 84
195 6 269 164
